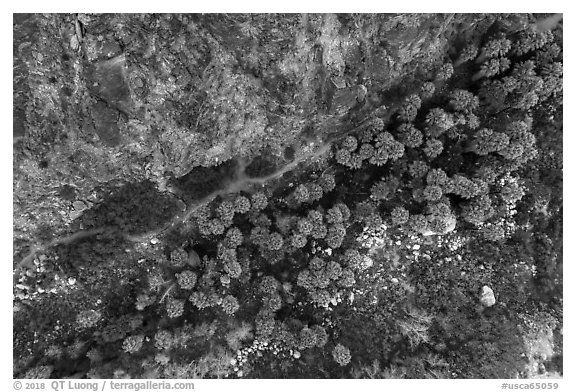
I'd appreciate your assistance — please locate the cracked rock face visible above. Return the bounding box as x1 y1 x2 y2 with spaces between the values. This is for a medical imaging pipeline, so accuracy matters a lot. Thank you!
12 13 488 261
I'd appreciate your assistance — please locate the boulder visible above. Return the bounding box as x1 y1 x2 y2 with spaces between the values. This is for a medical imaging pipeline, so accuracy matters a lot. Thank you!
480 285 496 307
89 54 132 114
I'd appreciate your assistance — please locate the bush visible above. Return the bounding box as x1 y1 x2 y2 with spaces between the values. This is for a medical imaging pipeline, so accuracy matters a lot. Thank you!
176 270 198 290
425 108 454 137
76 310 102 329
398 124 423 148
291 233 307 248
122 335 144 354
391 206 410 225
435 63 454 81
472 128 510 155
166 298 185 318
423 138 444 159
293 184 310 203
234 196 251 214
225 227 244 247
221 295 240 315
398 94 422 122
332 343 352 366
449 89 480 113
251 192 268 211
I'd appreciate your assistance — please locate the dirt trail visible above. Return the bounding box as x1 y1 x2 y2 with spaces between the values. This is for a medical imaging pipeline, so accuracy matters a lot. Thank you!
15 227 110 270
14 106 395 273
125 141 334 243
13 139 333 273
